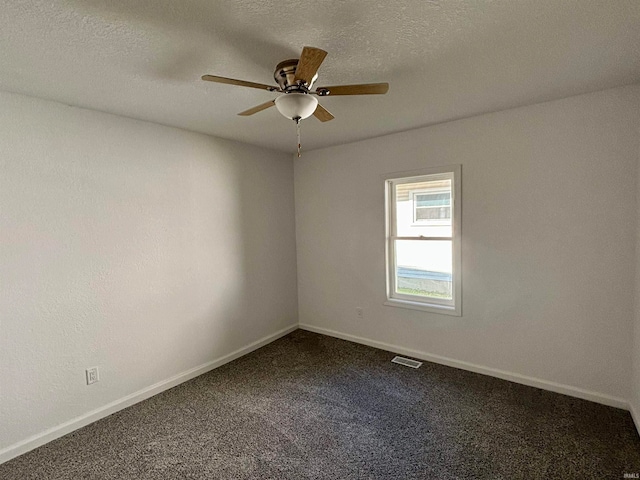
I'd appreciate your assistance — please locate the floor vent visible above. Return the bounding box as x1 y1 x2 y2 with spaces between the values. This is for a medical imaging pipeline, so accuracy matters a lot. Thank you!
391 356 422 368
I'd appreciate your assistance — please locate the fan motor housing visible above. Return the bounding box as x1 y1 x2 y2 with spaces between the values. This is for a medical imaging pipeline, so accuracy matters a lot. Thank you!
274 59 318 92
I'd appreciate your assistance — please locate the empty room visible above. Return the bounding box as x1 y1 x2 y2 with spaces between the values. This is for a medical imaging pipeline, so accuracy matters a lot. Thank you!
1 0 640 478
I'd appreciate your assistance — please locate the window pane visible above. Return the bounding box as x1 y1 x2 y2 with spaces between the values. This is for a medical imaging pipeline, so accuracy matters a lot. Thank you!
395 239 452 300
395 177 452 236
415 193 450 207
416 206 451 220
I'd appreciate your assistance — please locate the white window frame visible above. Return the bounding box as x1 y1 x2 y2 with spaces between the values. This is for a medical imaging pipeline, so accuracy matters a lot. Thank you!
383 165 462 316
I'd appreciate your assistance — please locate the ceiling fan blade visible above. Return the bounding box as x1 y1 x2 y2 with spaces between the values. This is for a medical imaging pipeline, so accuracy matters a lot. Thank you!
202 75 278 92
238 100 276 116
294 46 328 85
313 104 334 122
315 83 389 96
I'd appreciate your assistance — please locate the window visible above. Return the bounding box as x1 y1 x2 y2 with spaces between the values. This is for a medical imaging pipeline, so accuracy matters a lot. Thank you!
384 165 461 315
412 190 451 224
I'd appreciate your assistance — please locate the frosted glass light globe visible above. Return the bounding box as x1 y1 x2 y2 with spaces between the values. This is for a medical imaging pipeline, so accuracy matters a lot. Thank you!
275 93 318 120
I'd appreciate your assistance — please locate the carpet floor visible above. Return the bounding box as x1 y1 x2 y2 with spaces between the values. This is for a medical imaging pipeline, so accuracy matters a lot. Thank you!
2 329 639 479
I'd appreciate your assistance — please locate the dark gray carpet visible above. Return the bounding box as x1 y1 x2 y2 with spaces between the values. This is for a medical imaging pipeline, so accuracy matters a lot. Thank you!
2 330 639 479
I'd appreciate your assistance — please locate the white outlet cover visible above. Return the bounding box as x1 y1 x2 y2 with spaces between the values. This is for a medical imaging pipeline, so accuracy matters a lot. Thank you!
86 367 99 385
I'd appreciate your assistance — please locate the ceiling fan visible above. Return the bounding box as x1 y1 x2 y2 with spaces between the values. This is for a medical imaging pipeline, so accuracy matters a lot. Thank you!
201 46 389 155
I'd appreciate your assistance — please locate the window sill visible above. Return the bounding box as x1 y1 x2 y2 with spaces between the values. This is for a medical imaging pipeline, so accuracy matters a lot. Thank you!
384 299 461 317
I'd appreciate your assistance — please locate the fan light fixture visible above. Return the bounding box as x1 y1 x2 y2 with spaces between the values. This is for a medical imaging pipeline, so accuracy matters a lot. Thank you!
275 93 318 120
201 46 389 157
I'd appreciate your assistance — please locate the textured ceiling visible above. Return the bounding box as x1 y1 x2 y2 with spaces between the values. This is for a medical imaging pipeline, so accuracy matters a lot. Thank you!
2 0 640 153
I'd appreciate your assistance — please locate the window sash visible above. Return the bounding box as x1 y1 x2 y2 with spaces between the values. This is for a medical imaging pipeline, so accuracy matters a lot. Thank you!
388 238 454 307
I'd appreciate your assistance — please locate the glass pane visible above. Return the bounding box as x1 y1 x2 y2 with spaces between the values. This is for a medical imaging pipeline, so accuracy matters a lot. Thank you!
415 192 450 207
416 206 451 221
395 176 452 237
395 240 452 300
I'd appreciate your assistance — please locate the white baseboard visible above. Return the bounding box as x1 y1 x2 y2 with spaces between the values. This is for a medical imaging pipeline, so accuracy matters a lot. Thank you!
0 324 298 465
4 322 636 465
299 324 630 411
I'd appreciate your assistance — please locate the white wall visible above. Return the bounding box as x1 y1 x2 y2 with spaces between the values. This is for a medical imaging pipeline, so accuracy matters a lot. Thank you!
0 92 298 456
295 85 640 406
633 118 640 428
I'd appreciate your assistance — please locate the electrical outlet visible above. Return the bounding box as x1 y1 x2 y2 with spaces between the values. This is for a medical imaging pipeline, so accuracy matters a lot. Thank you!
356 307 364 320
86 367 99 385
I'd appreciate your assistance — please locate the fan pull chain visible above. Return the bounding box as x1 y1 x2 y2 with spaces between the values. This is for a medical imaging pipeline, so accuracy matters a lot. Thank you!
295 117 301 158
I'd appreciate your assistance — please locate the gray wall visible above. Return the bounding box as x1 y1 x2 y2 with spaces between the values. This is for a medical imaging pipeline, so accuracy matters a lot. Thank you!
634 113 640 428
